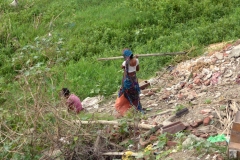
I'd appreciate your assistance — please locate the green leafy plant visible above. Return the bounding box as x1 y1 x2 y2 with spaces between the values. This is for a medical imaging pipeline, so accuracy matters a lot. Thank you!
205 99 212 104
175 104 185 113
157 133 168 149
118 119 130 135
156 150 172 160
187 140 227 156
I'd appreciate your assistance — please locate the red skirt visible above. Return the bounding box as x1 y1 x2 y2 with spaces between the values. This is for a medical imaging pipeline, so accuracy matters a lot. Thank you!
115 94 131 116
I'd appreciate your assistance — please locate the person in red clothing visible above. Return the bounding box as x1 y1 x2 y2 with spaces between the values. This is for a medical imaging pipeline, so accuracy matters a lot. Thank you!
61 88 83 114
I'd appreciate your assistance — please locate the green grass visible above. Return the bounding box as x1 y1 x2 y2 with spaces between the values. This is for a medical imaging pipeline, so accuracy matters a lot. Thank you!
77 111 115 121
205 99 212 104
1 0 240 103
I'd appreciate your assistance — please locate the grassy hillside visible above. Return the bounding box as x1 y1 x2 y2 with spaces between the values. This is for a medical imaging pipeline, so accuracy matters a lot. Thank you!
1 0 240 158
1 0 240 101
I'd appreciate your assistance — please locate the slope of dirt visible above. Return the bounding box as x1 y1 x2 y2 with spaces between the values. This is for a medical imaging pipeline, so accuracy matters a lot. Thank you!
83 40 240 159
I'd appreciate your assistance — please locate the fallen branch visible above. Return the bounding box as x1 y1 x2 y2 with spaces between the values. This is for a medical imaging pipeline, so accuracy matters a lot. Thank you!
139 137 152 147
230 101 238 115
100 136 125 150
162 115 177 126
102 152 139 157
214 102 236 134
139 124 163 147
98 52 187 61
214 108 224 120
141 124 163 139
74 120 156 130
93 133 101 153
147 109 175 118
164 115 176 122
221 120 234 135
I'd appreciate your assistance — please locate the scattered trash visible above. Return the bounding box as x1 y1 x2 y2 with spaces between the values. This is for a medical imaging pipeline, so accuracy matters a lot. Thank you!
207 134 226 143
82 96 103 110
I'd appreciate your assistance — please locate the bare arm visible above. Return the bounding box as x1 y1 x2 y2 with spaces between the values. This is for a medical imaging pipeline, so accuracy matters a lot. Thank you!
122 60 126 70
136 58 139 71
136 65 139 71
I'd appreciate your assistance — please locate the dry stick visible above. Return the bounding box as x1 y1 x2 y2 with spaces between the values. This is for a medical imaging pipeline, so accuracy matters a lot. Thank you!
48 10 64 29
2 123 23 136
209 125 222 132
100 136 125 150
2 136 26 157
230 101 238 114
221 120 234 135
156 69 168 80
6 150 24 155
0 130 14 141
59 117 75 126
21 77 35 130
139 124 163 147
0 136 7 144
94 135 101 153
102 152 139 157
94 130 103 154
226 102 233 135
147 109 175 118
214 108 225 125
74 120 156 130
214 102 234 135
226 102 230 123
0 131 25 157
164 115 176 122
69 152 74 160
139 137 152 147
141 124 163 139
98 52 187 61
23 75 43 137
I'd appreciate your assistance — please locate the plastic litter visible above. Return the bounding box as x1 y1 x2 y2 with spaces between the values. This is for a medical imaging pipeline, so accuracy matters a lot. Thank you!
207 134 226 143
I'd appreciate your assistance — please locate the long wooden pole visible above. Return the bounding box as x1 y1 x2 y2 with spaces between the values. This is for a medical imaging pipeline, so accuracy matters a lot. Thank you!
102 152 140 156
73 120 156 130
97 51 187 61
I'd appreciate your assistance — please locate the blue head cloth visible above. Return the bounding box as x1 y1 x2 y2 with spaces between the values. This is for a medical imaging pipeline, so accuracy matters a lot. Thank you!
123 49 132 60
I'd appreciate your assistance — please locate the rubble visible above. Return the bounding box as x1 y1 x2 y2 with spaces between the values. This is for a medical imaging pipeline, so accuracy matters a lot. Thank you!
182 134 204 148
162 121 186 134
83 41 240 159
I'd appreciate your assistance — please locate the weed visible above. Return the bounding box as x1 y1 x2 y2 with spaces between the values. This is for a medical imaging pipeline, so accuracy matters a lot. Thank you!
205 99 212 104
187 140 227 157
220 105 226 111
174 132 186 141
156 150 172 160
157 133 168 149
175 104 185 113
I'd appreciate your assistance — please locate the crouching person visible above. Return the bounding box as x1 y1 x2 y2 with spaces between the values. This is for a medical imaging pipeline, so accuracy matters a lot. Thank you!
61 88 84 114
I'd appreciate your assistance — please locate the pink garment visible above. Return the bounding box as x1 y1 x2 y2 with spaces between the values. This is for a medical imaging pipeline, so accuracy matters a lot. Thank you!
67 94 83 113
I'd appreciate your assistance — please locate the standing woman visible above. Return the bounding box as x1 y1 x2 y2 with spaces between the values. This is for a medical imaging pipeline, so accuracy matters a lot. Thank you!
115 49 143 116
